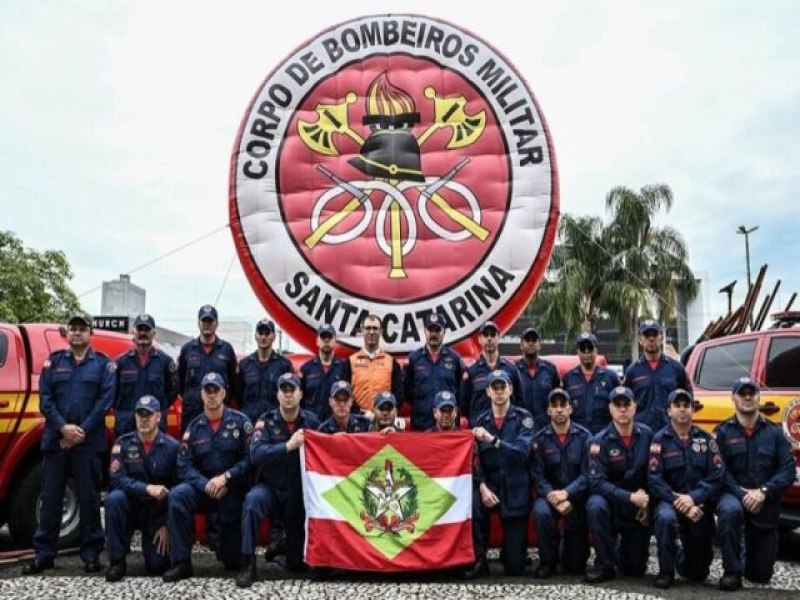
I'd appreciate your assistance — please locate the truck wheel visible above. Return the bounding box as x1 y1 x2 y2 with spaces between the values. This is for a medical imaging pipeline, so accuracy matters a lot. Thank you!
7 461 81 549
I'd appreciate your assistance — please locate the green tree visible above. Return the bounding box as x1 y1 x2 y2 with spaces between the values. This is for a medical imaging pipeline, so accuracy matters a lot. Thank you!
0 231 82 323
526 215 616 349
604 184 698 358
527 183 698 358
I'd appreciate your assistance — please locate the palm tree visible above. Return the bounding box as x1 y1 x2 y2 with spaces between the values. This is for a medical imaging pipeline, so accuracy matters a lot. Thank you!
604 184 698 358
526 214 616 349
527 183 698 359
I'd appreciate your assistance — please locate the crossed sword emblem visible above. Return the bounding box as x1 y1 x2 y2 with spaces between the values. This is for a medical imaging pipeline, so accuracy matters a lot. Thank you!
299 87 490 278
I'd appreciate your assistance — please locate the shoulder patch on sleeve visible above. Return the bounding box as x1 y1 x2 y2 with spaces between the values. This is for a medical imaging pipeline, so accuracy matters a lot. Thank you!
522 416 534 429
244 421 254 434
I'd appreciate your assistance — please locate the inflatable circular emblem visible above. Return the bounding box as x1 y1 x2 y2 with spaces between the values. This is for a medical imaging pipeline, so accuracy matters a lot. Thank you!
230 14 559 354
782 398 800 447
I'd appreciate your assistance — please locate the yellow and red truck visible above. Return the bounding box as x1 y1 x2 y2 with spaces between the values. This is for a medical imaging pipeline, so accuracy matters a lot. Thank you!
684 312 800 528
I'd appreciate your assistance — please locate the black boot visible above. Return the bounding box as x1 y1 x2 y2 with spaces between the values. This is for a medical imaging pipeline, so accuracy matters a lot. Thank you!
584 565 616 583
162 559 193 582
21 559 53 575
719 573 742 591
458 559 490 580
264 531 287 562
654 571 674 589
105 559 127 582
235 555 256 588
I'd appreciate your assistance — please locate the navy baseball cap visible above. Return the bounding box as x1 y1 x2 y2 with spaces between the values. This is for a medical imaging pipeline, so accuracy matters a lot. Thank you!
668 388 694 404
424 313 445 329
521 327 540 341
575 332 597 348
317 323 336 336
134 395 161 413
638 319 662 335
201 372 225 388
547 388 571 404
488 370 511 386
255 319 275 333
330 380 352 397
434 391 457 409
732 377 759 395
374 391 397 409
134 314 155 329
277 372 301 389
198 305 218 321
479 321 500 335
609 386 635 403
67 312 92 327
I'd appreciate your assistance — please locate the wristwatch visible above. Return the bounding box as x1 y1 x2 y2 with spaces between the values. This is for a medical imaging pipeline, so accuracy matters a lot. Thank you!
224 471 232 482
492 436 501 449
759 486 769 497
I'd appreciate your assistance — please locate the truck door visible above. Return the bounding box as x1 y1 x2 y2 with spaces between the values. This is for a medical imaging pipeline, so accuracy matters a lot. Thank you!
0 327 27 458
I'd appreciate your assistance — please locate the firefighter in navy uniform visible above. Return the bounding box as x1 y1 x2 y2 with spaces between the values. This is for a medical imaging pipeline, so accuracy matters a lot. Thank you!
427 391 460 432
23 312 116 576
515 327 560 431
623 320 691 433
460 321 524 426
177 304 238 433
714 377 796 591
299 324 348 422
585 386 653 583
462 370 535 579
562 332 620 434
648 389 724 589
105 396 180 582
317 381 370 434
163 372 252 582
404 313 463 431
531 388 591 578
369 392 404 434
236 373 320 587
113 313 178 437
236 319 294 423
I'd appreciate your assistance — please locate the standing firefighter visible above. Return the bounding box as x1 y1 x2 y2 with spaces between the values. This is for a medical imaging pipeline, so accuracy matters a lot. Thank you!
24 312 116 575
113 313 178 437
177 305 237 433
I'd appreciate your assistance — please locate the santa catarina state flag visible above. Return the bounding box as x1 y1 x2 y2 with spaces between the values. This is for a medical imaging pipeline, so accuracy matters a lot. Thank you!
301 430 474 571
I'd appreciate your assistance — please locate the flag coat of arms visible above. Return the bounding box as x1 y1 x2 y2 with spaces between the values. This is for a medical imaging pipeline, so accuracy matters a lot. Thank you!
302 430 474 571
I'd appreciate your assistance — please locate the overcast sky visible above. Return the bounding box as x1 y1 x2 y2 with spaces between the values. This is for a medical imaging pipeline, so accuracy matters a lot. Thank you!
2 0 798 346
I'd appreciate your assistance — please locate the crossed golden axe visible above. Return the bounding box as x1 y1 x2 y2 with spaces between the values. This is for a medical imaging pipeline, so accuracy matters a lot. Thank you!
298 87 490 279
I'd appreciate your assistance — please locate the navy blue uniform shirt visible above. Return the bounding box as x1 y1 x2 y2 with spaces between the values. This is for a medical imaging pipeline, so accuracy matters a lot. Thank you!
563 365 620 434
39 348 116 453
404 345 463 431
236 351 294 423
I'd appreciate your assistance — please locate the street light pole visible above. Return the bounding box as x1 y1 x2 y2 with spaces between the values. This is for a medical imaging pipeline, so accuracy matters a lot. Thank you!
736 225 759 291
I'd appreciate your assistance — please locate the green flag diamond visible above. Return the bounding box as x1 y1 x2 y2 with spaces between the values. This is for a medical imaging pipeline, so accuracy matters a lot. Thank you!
322 444 457 559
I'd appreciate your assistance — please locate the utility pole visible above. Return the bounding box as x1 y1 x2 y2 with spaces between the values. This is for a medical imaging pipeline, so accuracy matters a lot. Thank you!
736 225 759 291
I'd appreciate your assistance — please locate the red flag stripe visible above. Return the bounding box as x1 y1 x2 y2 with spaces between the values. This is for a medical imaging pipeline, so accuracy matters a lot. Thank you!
305 518 474 571
303 430 473 477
